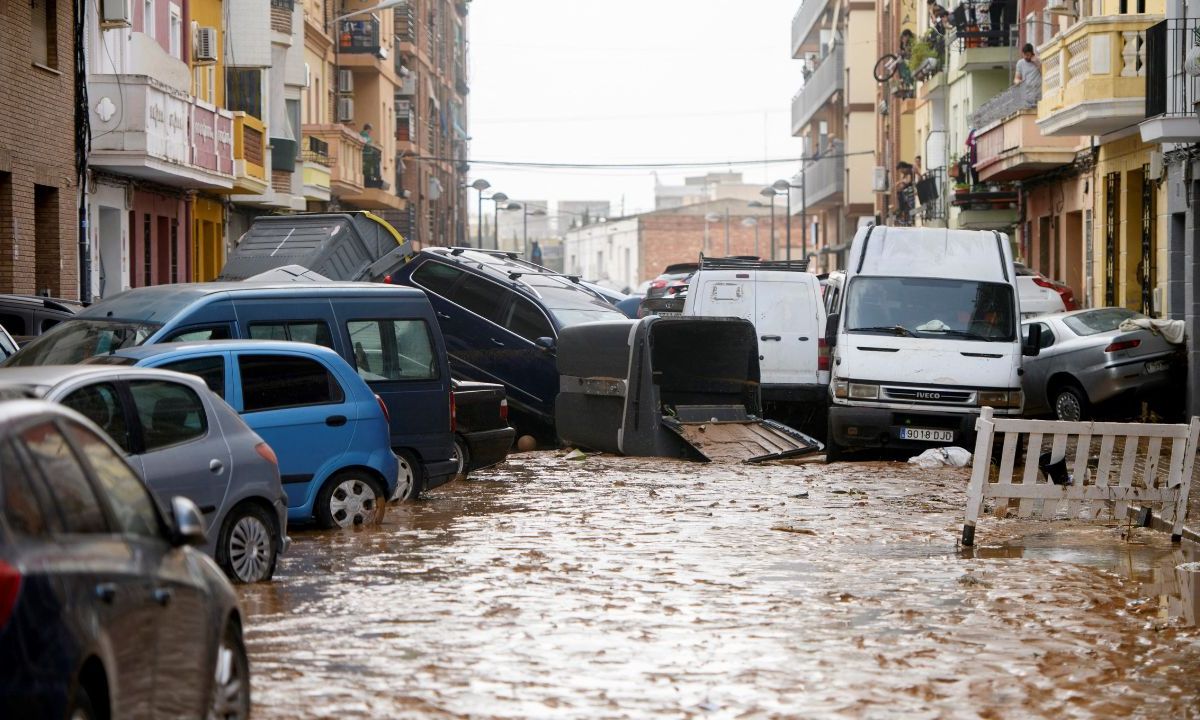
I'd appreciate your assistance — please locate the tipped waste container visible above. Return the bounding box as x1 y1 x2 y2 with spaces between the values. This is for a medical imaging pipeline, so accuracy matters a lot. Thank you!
555 316 823 462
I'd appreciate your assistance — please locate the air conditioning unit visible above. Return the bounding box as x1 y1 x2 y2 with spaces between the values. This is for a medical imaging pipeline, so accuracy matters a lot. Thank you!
100 0 132 28
1149 150 1163 180
338 68 354 94
194 27 218 63
1046 0 1077 16
872 166 889 192
337 97 355 123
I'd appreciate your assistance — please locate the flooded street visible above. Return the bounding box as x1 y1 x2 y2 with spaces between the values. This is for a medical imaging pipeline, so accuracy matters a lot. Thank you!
239 452 1200 719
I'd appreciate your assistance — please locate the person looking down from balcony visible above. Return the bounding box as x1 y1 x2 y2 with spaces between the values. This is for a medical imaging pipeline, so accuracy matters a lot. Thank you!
1014 44 1042 104
927 0 949 33
360 123 374 145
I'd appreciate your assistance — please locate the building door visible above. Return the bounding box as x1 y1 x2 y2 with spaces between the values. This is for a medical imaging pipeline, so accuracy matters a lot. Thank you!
1038 216 1052 275
1105 172 1120 307
1064 211 1083 299
97 206 123 299
1141 165 1155 315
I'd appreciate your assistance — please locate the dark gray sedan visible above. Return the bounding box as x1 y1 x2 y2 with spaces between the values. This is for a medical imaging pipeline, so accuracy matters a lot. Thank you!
1021 308 1181 421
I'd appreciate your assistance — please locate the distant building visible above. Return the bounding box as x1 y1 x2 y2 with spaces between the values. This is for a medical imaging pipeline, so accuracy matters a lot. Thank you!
653 171 764 210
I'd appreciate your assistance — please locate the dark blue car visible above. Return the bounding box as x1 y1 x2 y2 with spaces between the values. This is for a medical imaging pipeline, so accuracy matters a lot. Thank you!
391 249 626 435
7 282 458 497
0 400 248 719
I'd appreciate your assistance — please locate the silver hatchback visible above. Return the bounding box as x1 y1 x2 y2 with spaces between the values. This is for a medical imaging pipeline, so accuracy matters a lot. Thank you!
0 365 288 583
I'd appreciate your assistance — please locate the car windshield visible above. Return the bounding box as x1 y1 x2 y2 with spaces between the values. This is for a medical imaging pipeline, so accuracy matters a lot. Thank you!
845 276 1015 342
5 319 160 367
1062 308 1141 336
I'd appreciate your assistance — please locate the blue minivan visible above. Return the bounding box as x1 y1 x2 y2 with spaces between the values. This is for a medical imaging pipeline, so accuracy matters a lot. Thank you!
6 283 458 497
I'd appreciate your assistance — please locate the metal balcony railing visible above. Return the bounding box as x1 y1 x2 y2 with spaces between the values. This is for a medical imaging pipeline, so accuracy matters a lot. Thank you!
802 141 844 207
395 1 416 44
918 168 946 223
363 145 384 188
972 83 1038 128
1146 19 1200 119
791 45 843 134
270 0 294 9
339 16 380 54
791 0 832 56
947 0 1018 50
302 136 330 166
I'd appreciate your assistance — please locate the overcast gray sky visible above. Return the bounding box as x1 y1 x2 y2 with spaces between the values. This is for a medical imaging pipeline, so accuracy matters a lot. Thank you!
467 0 807 217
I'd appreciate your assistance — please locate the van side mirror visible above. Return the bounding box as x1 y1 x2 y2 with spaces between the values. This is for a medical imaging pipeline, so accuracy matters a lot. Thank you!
825 313 840 347
1022 323 1041 358
535 336 556 354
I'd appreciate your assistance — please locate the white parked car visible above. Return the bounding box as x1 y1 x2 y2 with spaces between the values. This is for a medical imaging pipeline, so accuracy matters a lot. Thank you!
1014 262 1078 319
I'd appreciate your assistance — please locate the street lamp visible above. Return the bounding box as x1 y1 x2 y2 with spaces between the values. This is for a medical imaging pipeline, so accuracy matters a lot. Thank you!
773 174 806 265
756 187 778 261
506 202 548 257
703 212 720 255
470 178 490 247
490 192 509 250
741 217 759 258
328 0 407 27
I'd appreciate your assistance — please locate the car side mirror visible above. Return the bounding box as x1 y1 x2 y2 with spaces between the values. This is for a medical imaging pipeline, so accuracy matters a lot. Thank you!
825 313 840 348
170 496 207 547
534 336 556 354
1022 323 1042 358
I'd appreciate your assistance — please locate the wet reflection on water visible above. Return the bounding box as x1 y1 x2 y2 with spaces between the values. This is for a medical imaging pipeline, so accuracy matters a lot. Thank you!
239 452 1200 718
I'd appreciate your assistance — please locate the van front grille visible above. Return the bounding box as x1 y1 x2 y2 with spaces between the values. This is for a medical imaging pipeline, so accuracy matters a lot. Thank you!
883 387 974 404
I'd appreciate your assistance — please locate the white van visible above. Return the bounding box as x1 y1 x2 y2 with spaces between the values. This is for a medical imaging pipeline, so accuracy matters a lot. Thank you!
823 226 1040 461
683 257 829 426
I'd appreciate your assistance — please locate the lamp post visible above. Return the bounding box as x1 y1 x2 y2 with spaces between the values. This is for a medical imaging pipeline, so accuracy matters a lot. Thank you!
741 217 759 258
490 192 508 250
756 187 778 260
703 212 720 256
506 202 548 257
470 178 490 247
773 173 806 265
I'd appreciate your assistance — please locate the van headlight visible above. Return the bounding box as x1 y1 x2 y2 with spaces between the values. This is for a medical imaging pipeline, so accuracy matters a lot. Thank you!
848 382 880 400
979 390 1022 408
834 380 848 399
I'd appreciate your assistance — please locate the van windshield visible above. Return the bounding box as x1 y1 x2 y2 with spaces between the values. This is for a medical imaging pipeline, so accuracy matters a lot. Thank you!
5 319 160 366
845 277 1015 342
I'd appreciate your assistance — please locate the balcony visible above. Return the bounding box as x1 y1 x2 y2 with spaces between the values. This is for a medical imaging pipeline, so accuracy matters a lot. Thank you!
1140 19 1200 143
792 46 843 136
303 123 365 197
975 109 1080 182
1037 14 1162 137
801 144 844 209
270 0 294 35
792 0 833 58
340 16 382 55
917 168 947 227
952 185 1018 230
232 113 270 195
88 74 234 190
301 136 332 202
949 4 1018 73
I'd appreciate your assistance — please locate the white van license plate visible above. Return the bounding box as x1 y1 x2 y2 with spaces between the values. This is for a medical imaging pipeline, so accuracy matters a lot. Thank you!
900 428 954 442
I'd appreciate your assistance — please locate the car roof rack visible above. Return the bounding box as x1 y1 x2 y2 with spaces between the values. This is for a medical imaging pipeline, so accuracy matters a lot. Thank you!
698 254 810 272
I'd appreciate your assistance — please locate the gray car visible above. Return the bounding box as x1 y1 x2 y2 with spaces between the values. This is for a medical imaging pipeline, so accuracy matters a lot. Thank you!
1021 308 1180 421
0 365 288 583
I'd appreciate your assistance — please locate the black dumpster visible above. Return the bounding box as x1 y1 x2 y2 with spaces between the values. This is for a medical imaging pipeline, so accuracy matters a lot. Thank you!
556 316 822 462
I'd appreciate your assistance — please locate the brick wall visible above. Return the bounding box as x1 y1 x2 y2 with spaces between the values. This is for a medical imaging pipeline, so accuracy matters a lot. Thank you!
0 0 79 297
639 215 780 283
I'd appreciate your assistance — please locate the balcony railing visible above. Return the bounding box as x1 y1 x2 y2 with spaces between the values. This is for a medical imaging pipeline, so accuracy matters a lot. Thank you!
791 45 843 135
303 123 365 195
301 135 330 166
973 83 1038 128
947 0 1018 50
918 168 947 224
792 0 832 57
339 16 381 54
1146 19 1200 119
802 141 844 208
363 145 387 189
395 1 416 44
270 0 294 9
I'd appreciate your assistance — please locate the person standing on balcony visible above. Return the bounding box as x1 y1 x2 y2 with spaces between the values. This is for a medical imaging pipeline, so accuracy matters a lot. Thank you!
1014 43 1042 105
360 123 374 145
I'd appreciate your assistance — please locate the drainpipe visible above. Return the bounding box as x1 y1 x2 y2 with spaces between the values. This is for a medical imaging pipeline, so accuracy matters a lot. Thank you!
76 0 93 302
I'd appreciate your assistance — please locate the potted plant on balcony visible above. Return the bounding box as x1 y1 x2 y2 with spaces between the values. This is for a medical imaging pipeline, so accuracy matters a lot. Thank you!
908 40 940 82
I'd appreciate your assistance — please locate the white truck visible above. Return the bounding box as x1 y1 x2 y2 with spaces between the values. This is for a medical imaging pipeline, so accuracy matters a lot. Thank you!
682 256 829 430
822 225 1041 461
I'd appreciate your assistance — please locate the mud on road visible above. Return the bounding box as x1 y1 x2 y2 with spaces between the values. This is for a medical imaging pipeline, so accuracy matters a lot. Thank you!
238 452 1200 719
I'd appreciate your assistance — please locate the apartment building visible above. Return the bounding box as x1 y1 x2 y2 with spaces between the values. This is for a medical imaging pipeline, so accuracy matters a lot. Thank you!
0 0 79 298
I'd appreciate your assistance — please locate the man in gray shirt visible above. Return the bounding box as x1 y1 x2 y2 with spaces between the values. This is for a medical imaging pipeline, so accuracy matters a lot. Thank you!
1015 43 1042 105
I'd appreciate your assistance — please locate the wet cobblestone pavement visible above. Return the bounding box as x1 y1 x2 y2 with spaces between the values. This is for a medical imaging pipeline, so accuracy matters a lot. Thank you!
238 451 1200 719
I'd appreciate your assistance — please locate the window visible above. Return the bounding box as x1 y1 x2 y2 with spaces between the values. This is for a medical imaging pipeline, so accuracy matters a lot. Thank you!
65 422 160 539
127 380 208 452
411 260 463 298
239 354 344 412
164 325 232 343
0 441 49 538
31 0 57 68
159 356 226 398
169 6 181 58
0 313 26 336
452 275 507 324
248 321 333 348
1022 322 1055 349
506 297 553 343
226 68 263 120
19 422 108 534
347 320 438 381
143 0 154 39
61 382 132 453
1062 308 1141 336
5 319 160 367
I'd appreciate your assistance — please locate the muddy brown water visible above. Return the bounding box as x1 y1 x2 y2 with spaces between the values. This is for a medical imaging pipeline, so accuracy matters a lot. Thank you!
238 452 1200 719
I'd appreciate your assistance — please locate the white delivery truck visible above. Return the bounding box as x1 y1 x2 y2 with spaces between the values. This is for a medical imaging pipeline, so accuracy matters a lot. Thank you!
823 225 1041 461
683 256 829 430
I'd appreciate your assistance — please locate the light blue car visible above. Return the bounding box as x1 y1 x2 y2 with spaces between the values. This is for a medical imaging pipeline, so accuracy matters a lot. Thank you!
88 340 400 528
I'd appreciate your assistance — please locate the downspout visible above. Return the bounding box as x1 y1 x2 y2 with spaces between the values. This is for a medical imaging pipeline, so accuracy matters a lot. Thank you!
76 0 93 302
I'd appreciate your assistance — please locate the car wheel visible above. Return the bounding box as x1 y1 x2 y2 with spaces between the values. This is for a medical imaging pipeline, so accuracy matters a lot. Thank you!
209 619 250 720
452 436 471 480
393 450 423 502
317 472 386 528
1052 383 1089 422
216 504 278 584
67 684 97 720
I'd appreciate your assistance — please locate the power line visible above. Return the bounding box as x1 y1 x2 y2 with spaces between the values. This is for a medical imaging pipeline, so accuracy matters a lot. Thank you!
407 150 875 170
